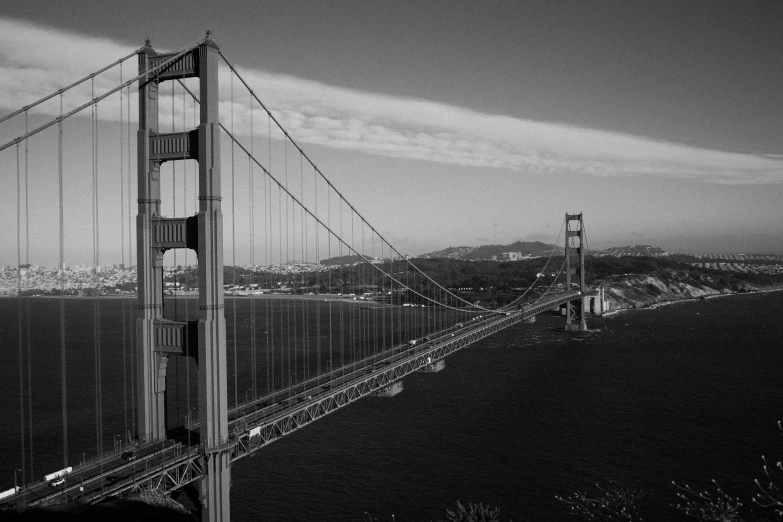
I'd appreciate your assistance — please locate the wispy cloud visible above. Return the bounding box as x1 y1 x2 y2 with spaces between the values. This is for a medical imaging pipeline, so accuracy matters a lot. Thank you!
2 16 782 185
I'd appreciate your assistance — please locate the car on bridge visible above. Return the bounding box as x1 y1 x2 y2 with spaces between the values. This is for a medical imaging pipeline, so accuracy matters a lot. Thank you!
121 451 136 461
106 474 132 485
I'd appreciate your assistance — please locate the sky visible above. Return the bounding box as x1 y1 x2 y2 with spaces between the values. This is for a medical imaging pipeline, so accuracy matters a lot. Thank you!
1 1 782 266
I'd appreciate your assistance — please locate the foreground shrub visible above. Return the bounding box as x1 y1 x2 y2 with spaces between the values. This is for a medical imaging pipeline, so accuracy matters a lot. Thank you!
436 500 506 522
556 482 647 521
673 480 743 521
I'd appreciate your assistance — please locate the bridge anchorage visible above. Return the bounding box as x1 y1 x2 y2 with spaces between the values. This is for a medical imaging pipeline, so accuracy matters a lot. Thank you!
0 30 608 522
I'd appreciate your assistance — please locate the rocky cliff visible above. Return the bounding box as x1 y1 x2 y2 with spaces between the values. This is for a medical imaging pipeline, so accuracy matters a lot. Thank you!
598 272 762 311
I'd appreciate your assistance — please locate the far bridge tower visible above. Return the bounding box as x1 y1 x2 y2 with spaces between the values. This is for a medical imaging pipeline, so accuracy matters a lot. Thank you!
564 213 587 331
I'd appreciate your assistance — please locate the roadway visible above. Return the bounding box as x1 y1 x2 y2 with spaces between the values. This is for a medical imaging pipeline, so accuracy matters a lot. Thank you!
5 291 579 508
8 440 188 507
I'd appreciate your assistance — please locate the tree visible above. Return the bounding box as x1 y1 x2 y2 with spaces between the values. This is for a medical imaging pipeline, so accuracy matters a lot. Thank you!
436 500 506 522
673 480 743 521
753 421 783 518
556 482 647 521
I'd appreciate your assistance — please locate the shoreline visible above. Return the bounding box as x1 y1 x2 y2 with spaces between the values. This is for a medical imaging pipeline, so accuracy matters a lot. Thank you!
600 284 783 318
0 293 402 306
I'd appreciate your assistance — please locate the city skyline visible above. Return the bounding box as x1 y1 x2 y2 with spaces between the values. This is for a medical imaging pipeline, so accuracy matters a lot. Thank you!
1 2 782 268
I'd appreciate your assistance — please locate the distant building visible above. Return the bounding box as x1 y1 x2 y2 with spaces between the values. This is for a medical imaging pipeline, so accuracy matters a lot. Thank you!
500 252 530 261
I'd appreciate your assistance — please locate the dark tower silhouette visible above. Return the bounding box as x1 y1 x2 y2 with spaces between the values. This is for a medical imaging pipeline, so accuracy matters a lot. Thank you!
136 34 230 521
564 213 587 331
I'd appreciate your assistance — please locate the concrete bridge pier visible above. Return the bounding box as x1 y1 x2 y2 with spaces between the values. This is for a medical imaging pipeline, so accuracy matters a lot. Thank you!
374 381 404 396
587 286 608 316
418 360 446 372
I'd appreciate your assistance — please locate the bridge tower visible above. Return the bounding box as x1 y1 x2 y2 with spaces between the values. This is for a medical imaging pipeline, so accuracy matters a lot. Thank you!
564 213 587 331
137 35 230 521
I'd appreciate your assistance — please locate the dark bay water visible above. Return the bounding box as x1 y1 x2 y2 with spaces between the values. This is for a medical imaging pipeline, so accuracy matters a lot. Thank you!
1 291 782 520
230 291 783 521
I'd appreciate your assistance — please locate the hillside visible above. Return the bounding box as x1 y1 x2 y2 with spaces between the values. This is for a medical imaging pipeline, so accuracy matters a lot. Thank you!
423 241 561 260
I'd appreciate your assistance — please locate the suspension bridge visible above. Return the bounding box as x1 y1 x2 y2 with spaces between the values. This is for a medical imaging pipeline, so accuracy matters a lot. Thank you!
0 34 605 521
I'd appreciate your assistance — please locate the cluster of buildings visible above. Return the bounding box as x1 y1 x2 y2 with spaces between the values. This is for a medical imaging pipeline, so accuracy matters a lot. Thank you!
0 261 365 296
491 252 533 261
695 254 783 262
689 254 783 275
0 264 137 296
594 245 669 257
690 262 783 275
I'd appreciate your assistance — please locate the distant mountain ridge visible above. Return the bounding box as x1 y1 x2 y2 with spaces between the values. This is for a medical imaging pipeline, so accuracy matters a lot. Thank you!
422 241 561 260
320 243 670 265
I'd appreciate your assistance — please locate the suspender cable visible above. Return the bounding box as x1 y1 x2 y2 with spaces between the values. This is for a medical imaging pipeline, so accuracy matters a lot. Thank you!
249 91 257 400
278 179 284 393
299 155 304 389
176 78 492 318
58 93 69 471
91 80 105 460
301 153 307 386
398 256 402 345
172 80 180 426
366 223 373 357
381 239 385 353
184 91 192 444
126 82 135 441
327 189 332 380
285 140 292 392
371 226 375 357
230 71 238 408
16 143 27 499
23 112 34 484
293 151 300 389
120 63 128 439
267 114 273 394
291 148 297 389
582 221 596 287
223 121 486 313
287 140 294 389
217 52 492 313
314 165 321 383
339 200 344 375
350 212 354 363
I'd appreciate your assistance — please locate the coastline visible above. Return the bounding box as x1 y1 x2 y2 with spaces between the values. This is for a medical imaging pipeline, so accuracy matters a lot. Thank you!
599 276 783 317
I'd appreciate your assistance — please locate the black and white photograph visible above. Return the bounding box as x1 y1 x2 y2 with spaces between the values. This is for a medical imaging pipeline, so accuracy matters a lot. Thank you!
0 2 781 520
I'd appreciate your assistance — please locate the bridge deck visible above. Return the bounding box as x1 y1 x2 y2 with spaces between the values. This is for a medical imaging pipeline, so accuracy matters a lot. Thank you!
10 292 579 507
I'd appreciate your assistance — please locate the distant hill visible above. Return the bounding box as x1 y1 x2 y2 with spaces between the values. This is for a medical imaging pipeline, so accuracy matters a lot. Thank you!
320 243 668 265
320 254 365 266
594 245 668 257
422 241 561 260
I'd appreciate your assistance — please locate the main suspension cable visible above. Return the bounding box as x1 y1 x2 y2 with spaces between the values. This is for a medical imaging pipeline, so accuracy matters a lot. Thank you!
213 55 495 312
1 39 206 153
175 77 489 313
500 217 567 310
0 48 142 125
